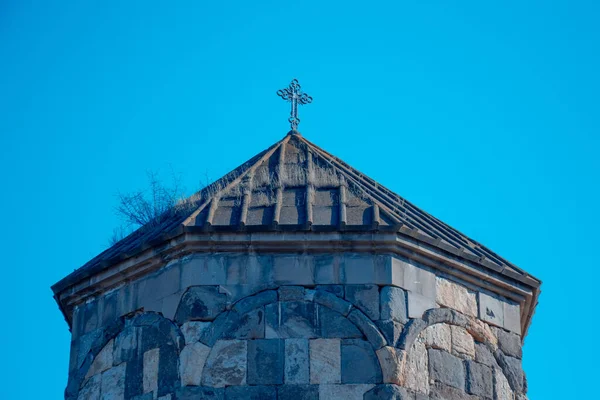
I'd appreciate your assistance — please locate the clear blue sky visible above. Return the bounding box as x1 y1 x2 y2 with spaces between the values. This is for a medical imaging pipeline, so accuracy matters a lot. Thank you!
1 1 598 398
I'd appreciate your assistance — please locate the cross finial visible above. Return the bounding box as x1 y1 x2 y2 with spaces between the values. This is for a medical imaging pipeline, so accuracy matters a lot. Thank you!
277 79 312 132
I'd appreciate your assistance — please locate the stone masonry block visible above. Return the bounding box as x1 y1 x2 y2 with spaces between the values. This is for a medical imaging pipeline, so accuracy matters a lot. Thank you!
175 286 227 323
179 342 210 387
225 385 276 399
224 307 265 340
279 286 305 301
174 386 224 400
343 254 376 284
181 321 211 345
316 284 344 298
314 289 352 316
309 339 341 384
247 339 284 385
451 325 475 359
380 286 408 323
391 258 436 298
364 384 411 400
278 384 319 400
425 323 452 353
428 349 465 390
493 327 522 359
478 292 504 328
318 384 375 400
341 339 382 384
313 254 342 284
85 339 114 379
474 342 498 368
201 340 247 387
345 284 380 320
348 309 387 349
142 347 159 395
285 339 309 384
266 301 318 339
375 320 404 347
273 255 314 285
407 292 437 319
466 360 493 398
503 301 521 335
318 306 362 339
376 347 405 385
233 290 277 315
436 277 477 317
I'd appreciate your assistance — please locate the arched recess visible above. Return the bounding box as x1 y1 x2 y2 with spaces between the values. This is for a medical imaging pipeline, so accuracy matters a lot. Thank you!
67 312 184 400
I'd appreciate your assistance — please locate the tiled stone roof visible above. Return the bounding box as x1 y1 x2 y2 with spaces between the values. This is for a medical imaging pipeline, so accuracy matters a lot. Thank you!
53 131 539 294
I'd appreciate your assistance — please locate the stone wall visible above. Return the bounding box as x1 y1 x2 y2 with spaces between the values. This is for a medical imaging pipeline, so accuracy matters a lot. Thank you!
69 253 527 400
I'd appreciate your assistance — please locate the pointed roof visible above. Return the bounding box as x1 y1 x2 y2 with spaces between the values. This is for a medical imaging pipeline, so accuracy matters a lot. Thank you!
53 132 540 296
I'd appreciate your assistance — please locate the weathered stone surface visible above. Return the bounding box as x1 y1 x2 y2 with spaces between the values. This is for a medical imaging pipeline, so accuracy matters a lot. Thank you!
266 301 318 338
202 340 247 387
466 361 493 398
478 292 504 328
142 348 159 395
451 325 475 359
380 286 408 323
101 363 126 400
341 339 382 384
181 321 211 345
157 393 172 400
423 308 468 327
131 394 153 400
199 311 238 346
495 353 524 393
158 343 179 397
85 339 114 379
316 284 344 298
403 335 429 394
318 384 375 400
348 309 386 349
429 349 465 390
466 318 498 349
407 292 437 319
175 286 227 323
318 306 362 339
78 374 101 400
233 290 277 315
225 307 265 339
345 284 380 320
273 255 314 285
309 339 341 384
285 339 309 384
277 384 319 400
225 385 276 399
430 382 478 400
503 301 521 335
494 367 514 400
436 277 478 317
391 258 436 299
314 289 352 316
493 327 522 359
398 318 427 350
364 384 410 400
174 386 224 400
474 342 498 368
248 339 284 385
376 346 405 385
279 286 305 301
425 323 452 352
375 320 404 347
180 342 210 386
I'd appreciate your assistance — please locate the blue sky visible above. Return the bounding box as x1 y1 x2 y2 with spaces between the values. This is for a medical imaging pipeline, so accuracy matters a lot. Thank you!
1 1 598 398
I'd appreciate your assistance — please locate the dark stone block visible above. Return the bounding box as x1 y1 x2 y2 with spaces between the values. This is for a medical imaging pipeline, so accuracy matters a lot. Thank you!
341 339 382 384
494 328 522 359
314 289 352 316
398 318 427 350
279 286 306 301
277 385 319 400
233 290 277 315
466 361 493 398
375 319 404 347
247 339 284 385
318 306 362 338
225 307 265 339
348 309 387 349
428 349 465 390
495 352 524 393
158 343 180 397
430 382 478 400
175 386 225 400
101 291 118 327
131 394 154 400
423 308 468 327
474 342 497 368
125 357 144 399
175 286 227 323
364 384 410 400
200 311 239 346
316 284 344 298
345 284 380 320
225 385 276 400
266 301 318 338
380 286 408 323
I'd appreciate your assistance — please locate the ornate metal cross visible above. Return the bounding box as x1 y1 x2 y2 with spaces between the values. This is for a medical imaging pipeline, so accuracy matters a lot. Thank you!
277 79 312 131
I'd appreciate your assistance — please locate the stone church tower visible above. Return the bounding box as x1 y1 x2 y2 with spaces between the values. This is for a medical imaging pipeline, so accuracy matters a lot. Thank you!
53 81 540 400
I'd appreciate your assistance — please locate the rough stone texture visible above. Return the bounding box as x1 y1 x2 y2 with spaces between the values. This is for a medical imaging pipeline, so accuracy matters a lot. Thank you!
466 318 498 349
277 384 319 400
285 339 309 384
429 349 465 390
466 360 493 398
101 363 126 400
403 334 429 394
407 292 437 319
451 325 475 359
423 308 468 328
225 307 265 340
380 286 408 323
314 289 352 316
493 327 522 359
364 384 410 400
181 321 211 345
436 277 478 317
180 342 210 386
494 367 515 400
202 340 247 387
318 384 375 400
233 290 277 315
345 284 380 320
318 306 362 339
341 339 382 384
247 339 284 385
425 323 452 353
376 346 405 385
85 339 114 379
266 301 318 339
316 284 344 298
174 386 224 400
474 342 498 368
309 339 341 384
175 286 227 323
199 311 238 346
496 353 524 393
398 318 427 350
348 309 387 349
78 374 101 400
142 348 159 395
375 320 403 347
429 382 478 400
225 385 276 399
279 286 305 301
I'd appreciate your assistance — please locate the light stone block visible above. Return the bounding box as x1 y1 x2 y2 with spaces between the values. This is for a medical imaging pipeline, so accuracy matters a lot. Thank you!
285 339 309 384
407 291 437 318
318 384 375 400
479 292 504 328
143 348 159 395
391 258 436 298
503 301 521 335
179 342 210 387
436 277 478 317
100 363 126 400
343 254 375 284
273 255 314 285
202 340 247 387
78 374 101 400
494 367 514 400
85 339 114 379
181 321 212 345
161 291 183 321
425 323 452 353
309 338 341 384
403 333 429 394
376 346 405 385
451 325 475 359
